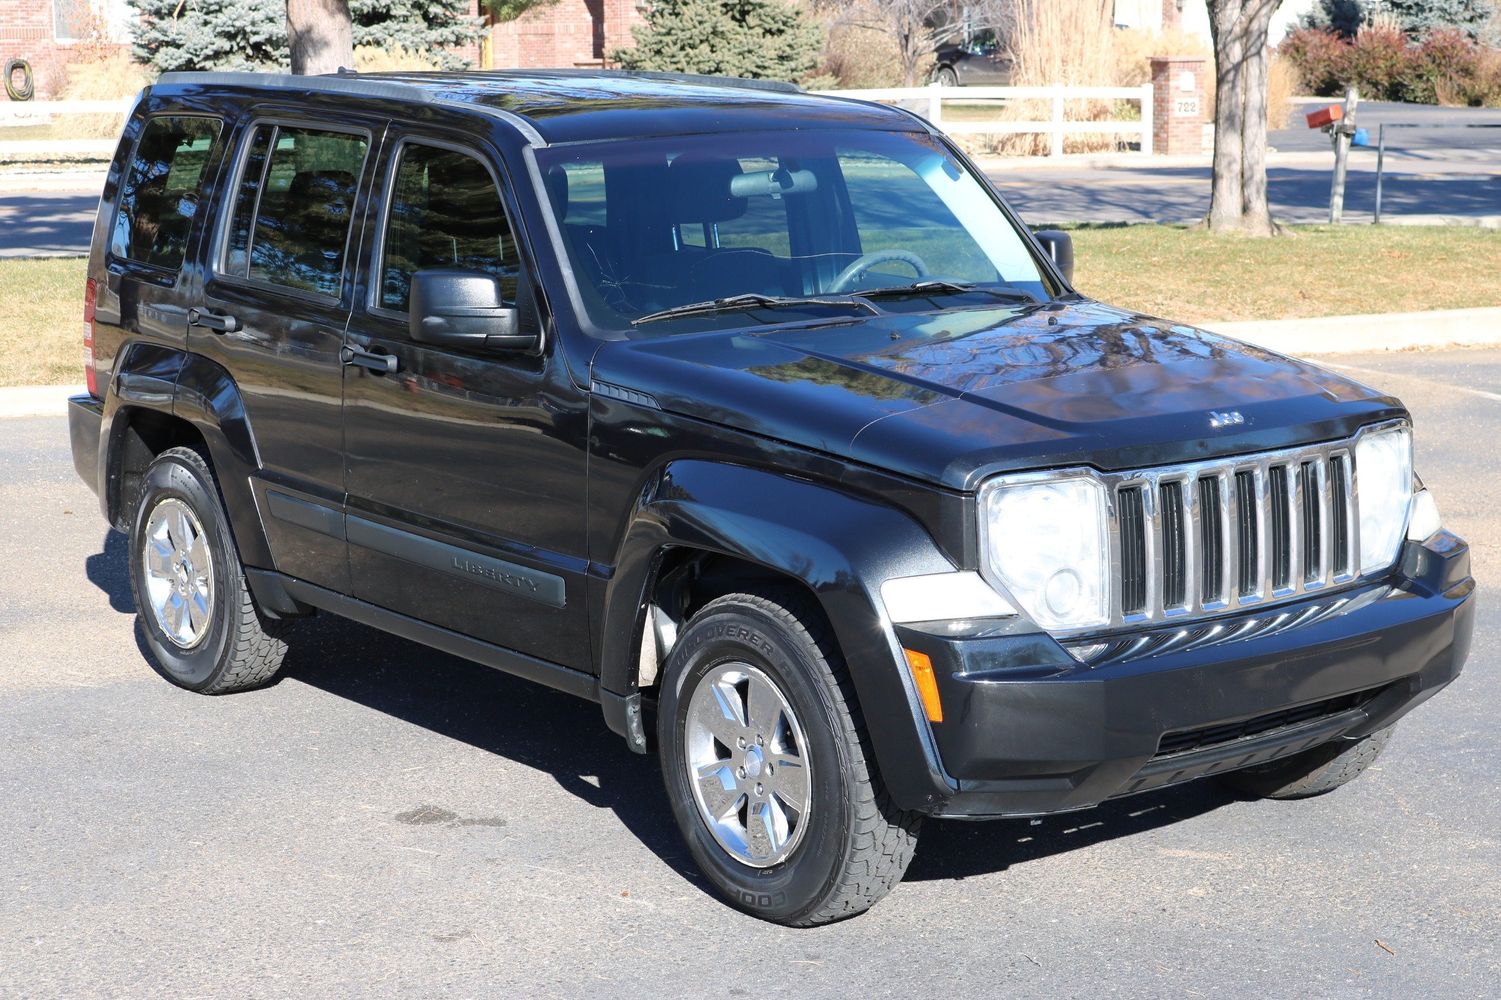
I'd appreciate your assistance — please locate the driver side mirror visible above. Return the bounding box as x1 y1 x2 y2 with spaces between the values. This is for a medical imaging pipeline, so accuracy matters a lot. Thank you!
1033 230 1075 284
408 269 538 353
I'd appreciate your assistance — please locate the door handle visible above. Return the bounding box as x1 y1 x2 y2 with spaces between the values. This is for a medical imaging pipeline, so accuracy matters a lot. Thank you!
341 345 399 374
187 307 240 333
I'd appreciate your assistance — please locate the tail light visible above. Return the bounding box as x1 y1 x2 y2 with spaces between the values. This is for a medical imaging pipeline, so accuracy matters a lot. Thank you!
84 277 98 397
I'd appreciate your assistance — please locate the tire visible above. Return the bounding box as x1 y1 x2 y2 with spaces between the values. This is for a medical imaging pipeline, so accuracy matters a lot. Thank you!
932 66 959 88
128 446 287 694
1217 725 1395 800
657 590 921 926
4 58 34 102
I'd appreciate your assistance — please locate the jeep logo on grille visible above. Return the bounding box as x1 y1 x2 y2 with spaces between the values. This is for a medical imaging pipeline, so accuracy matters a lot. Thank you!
1209 410 1245 429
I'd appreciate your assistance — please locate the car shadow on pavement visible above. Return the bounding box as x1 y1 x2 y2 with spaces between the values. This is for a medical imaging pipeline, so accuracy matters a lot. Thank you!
83 532 1241 893
85 530 135 613
904 781 1237 882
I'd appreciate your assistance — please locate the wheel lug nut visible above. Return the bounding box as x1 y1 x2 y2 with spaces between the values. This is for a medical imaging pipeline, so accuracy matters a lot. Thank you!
755 783 764 796
736 736 747 749
756 735 764 746
736 766 747 779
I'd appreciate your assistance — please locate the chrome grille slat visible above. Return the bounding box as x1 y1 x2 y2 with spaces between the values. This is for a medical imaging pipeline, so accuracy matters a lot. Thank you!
1100 438 1363 636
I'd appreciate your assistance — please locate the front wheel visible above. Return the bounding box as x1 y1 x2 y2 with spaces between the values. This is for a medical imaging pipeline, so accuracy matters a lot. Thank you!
658 591 920 925
932 66 959 87
1217 725 1395 800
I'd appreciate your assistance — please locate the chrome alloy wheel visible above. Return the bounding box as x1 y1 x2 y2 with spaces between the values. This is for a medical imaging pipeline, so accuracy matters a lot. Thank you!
140 497 215 649
684 662 812 868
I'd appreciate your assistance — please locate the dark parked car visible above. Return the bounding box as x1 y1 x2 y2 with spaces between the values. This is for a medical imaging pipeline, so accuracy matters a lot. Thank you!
932 31 1014 86
69 70 1474 926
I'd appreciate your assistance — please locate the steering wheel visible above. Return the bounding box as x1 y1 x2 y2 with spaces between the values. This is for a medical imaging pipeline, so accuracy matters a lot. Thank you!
827 250 929 294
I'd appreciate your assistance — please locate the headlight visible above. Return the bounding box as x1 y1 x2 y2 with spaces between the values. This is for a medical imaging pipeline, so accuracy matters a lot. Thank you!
1355 425 1413 575
979 473 1110 630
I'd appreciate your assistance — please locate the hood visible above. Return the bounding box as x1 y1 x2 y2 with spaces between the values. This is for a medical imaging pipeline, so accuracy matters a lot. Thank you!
589 300 1404 491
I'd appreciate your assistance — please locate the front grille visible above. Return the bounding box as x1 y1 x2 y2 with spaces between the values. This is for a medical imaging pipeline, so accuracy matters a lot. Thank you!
1104 437 1362 631
1155 689 1376 758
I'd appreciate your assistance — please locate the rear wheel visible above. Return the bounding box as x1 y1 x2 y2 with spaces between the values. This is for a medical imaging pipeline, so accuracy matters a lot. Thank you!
1217 726 1395 800
658 591 920 926
933 66 959 87
128 446 288 694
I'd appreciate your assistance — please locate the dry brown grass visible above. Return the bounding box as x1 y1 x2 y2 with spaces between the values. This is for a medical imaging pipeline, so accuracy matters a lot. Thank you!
1 257 87 387
819 1 913 89
958 0 1120 156
354 46 444 73
55 50 153 139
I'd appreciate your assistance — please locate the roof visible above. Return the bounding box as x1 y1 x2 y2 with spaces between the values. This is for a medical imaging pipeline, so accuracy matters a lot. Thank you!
153 69 926 146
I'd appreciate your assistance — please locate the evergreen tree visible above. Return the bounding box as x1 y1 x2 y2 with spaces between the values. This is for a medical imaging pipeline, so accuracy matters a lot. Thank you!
131 0 485 73
613 0 823 82
1302 0 1495 40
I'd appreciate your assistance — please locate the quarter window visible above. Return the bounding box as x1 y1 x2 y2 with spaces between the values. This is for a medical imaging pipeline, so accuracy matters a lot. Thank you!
379 143 517 312
223 125 369 297
110 116 222 270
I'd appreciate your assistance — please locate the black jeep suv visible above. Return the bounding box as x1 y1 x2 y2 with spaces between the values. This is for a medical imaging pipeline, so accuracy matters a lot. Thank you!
68 70 1475 926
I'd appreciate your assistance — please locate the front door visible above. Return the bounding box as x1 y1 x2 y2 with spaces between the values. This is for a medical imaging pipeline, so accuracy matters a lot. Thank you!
195 114 384 594
340 126 592 669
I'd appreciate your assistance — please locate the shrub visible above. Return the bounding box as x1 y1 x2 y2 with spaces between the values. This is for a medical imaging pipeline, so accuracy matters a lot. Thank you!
612 0 823 82
1280 27 1349 95
1342 24 1409 97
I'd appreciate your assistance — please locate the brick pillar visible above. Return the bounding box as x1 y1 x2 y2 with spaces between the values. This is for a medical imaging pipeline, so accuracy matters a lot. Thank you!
1150 56 1207 156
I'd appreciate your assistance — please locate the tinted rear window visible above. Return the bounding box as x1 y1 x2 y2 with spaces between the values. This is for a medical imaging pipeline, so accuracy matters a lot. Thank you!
223 125 369 297
110 116 222 270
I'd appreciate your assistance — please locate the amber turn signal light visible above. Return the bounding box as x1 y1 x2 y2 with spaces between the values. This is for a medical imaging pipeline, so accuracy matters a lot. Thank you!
903 648 943 723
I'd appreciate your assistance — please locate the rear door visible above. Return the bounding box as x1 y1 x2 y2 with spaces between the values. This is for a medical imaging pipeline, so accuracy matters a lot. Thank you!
194 113 385 594
339 123 592 669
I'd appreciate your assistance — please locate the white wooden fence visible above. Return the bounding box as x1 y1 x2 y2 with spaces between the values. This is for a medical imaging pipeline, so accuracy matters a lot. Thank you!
0 85 1157 160
814 84 1155 157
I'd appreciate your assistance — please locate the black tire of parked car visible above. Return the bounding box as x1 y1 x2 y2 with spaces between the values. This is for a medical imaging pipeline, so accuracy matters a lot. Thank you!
1217 725 1395 800
657 590 921 926
4 58 35 102
932 66 959 87
128 446 288 694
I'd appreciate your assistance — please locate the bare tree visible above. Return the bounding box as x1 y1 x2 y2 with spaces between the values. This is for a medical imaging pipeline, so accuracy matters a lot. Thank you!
825 0 1016 87
1205 0 1284 235
287 0 354 75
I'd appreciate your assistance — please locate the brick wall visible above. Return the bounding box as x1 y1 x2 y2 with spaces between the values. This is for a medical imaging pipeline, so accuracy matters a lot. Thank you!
484 0 644 70
1150 55 1206 155
1 0 128 98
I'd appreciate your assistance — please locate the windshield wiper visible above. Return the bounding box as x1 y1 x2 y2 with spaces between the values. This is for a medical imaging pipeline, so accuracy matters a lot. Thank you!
856 280 1039 303
631 292 880 326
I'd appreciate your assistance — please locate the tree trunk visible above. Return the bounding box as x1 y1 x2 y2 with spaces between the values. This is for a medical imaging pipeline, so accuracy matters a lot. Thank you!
1206 0 1283 235
286 0 353 76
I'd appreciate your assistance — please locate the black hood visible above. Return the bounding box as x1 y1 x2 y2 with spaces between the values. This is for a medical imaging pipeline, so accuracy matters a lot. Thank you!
589 300 1404 491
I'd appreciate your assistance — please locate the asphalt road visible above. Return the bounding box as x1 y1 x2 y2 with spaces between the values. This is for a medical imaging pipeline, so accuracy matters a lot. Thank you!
2 350 1499 998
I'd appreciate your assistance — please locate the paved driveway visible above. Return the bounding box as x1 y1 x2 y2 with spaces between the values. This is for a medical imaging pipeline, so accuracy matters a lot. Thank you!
1 350 1498 998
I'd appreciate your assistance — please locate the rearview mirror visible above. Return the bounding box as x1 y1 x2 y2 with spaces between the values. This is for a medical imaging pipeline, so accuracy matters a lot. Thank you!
408 269 537 353
1033 230 1075 284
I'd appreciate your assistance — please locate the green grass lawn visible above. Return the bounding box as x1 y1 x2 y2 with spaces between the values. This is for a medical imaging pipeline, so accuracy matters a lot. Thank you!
1 257 87 387
1065 224 1501 326
4 225 1498 385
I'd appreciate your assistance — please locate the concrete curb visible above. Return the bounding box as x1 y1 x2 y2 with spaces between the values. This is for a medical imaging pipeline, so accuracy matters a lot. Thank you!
1206 307 1501 356
0 384 85 418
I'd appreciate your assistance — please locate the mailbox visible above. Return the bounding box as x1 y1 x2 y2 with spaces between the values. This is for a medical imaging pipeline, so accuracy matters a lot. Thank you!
1306 105 1343 129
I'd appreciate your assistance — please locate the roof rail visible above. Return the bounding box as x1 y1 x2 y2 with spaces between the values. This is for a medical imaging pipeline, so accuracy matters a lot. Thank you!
156 70 431 103
460 67 803 95
152 70 547 146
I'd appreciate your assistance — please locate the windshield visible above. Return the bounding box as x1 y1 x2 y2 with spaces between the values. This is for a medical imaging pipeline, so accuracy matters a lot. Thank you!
533 128 1053 334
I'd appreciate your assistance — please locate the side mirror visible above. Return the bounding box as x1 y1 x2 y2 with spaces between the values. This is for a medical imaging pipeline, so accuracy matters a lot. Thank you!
408 269 537 353
1033 230 1075 284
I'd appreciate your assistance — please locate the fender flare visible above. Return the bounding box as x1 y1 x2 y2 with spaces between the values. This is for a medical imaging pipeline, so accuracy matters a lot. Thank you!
597 459 960 810
100 343 273 568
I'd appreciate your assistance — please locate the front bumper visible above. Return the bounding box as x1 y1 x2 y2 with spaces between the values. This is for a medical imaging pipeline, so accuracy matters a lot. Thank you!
898 530 1475 818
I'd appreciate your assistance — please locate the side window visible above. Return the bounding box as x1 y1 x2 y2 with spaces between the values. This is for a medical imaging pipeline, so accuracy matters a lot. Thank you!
379 142 517 312
110 116 222 270
223 125 369 297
